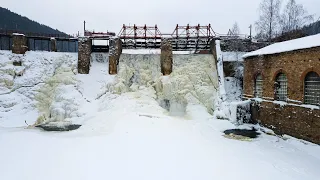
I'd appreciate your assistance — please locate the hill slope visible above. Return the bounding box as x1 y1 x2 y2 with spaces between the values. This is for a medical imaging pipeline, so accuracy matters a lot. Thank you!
0 7 67 35
302 20 320 35
273 20 320 42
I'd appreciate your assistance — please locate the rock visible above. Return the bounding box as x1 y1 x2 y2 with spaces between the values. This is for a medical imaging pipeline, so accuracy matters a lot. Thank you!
13 61 22 66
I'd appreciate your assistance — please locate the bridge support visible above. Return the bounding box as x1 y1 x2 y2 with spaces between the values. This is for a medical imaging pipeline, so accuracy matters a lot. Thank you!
109 38 122 75
160 39 173 75
78 37 92 74
210 39 217 65
50 38 57 52
12 33 28 54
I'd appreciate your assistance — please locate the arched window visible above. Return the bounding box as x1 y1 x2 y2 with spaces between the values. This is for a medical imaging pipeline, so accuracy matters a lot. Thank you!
304 72 320 105
275 73 288 101
254 74 263 98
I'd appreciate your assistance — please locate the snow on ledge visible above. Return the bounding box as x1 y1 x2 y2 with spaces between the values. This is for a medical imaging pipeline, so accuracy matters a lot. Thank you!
243 34 320 58
12 33 25 36
122 49 194 54
251 98 320 110
222 51 246 62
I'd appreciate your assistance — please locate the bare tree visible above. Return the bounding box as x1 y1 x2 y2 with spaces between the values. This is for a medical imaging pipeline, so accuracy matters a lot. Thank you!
255 0 281 42
280 0 314 33
231 22 241 35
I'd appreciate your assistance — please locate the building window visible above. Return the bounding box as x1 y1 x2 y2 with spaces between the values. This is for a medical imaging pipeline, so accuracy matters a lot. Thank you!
275 73 288 101
254 74 263 98
304 72 320 105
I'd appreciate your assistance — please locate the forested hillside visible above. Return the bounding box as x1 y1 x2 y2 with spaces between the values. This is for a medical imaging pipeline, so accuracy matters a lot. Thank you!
302 20 320 35
0 7 67 35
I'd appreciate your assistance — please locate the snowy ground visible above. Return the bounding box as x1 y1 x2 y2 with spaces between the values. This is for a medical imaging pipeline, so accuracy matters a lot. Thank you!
1 51 320 180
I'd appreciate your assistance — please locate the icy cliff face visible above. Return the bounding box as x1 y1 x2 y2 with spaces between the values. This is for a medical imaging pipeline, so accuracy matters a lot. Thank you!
108 54 162 94
108 54 219 115
0 51 78 126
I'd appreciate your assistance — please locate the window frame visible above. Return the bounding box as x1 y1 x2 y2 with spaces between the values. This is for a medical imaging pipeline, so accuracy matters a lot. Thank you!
254 74 263 98
304 71 320 106
274 73 288 101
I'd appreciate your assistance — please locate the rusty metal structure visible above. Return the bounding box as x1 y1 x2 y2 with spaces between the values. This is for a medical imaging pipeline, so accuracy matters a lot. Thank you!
118 24 162 49
169 24 216 51
118 24 219 51
84 30 115 39
0 23 250 52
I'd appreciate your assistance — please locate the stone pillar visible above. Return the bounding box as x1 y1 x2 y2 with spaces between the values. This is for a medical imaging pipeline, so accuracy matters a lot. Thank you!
12 33 28 54
109 38 122 75
50 38 57 52
210 39 217 65
160 39 173 75
78 37 92 74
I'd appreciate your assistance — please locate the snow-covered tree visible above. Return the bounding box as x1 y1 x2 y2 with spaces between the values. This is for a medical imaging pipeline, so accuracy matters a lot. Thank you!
280 0 313 33
255 0 281 42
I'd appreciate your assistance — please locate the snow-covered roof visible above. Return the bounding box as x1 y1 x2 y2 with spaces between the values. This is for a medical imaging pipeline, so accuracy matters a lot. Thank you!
243 34 320 58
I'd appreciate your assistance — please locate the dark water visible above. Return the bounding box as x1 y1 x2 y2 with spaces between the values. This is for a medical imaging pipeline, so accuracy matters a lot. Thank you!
223 128 261 138
36 124 81 132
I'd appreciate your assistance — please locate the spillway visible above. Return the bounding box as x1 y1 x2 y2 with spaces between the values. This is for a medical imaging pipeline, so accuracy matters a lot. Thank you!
108 53 219 115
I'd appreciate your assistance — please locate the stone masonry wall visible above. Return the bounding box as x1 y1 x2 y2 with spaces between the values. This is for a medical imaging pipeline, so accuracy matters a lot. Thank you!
50 38 57 52
251 101 320 144
78 38 92 74
160 39 173 75
12 34 28 54
220 39 269 52
243 46 320 102
244 46 320 144
109 38 122 75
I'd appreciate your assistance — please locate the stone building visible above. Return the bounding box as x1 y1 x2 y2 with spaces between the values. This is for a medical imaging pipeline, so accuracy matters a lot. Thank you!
242 34 320 144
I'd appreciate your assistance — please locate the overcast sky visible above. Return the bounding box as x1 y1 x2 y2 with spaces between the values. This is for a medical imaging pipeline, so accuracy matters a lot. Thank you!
1 0 319 36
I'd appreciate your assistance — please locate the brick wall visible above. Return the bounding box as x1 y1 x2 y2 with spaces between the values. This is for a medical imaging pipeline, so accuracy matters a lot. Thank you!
251 101 320 144
244 46 320 144
243 46 320 102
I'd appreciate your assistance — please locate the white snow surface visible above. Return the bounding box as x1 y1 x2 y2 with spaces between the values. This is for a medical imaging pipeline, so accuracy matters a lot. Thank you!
222 51 246 62
243 33 320 58
122 49 194 54
1 51 320 180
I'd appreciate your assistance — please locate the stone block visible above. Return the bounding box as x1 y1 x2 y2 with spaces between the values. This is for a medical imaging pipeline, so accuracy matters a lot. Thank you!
251 100 320 144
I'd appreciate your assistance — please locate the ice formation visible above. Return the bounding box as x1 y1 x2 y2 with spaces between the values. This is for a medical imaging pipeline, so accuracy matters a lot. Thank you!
0 51 78 126
108 54 219 115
